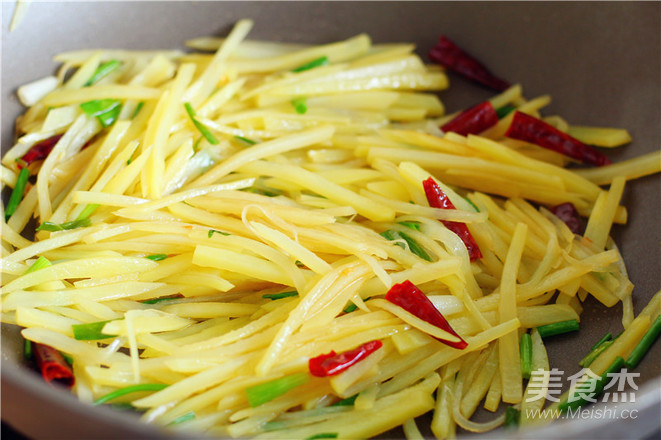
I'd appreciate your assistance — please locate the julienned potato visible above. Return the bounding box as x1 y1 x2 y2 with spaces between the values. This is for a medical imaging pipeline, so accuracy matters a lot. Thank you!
2 18 660 440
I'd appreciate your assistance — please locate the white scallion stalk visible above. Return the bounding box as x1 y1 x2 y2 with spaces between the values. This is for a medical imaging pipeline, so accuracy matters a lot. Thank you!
17 76 59 106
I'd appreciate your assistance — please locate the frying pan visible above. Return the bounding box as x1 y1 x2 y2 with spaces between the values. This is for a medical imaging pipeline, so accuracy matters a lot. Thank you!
2 2 659 439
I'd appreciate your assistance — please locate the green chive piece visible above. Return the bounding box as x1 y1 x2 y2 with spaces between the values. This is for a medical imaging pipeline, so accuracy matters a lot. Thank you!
306 433 338 440
332 394 358 406
626 315 661 369
72 320 117 340
146 254 168 261
193 136 203 153
245 373 309 407
343 302 358 314
132 102 144 119
36 218 91 232
24 339 32 360
398 221 421 231
536 319 579 338
560 356 625 412
25 256 52 274
579 340 614 368
80 99 122 127
61 352 74 366
292 56 329 73
85 60 122 86
262 291 298 300
76 203 99 221
5 167 30 221
140 296 181 304
167 411 196 426
464 197 480 213
291 97 308 114
520 333 533 379
381 229 432 261
496 104 517 119
590 332 613 351
503 406 520 428
94 383 169 405
234 135 257 145
184 102 219 145
208 229 230 238
263 421 287 431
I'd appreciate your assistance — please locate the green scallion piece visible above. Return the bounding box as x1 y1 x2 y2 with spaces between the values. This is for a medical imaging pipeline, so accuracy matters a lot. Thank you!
146 254 168 261
61 352 74 366
234 135 257 145
625 315 661 369
72 320 117 340
245 372 310 407
25 256 52 274
132 102 145 119
590 332 613 351
263 421 286 431
80 99 122 127
140 296 181 305
306 434 338 440
503 406 520 428
520 333 533 379
184 102 219 145
579 340 614 368
292 56 330 73
262 291 298 300
536 319 579 338
36 217 91 232
94 383 169 405
291 97 308 114
85 60 122 86
208 229 230 238
167 411 196 426
343 297 371 314
76 203 99 221
332 394 357 406
381 229 432 261
24 339 32 360
5 167 30 221
398 221 421 231
560 356 625 412
464 197 480 213
496 104 517 119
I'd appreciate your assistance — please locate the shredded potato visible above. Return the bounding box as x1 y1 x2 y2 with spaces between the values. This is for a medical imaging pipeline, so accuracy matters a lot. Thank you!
2 19 660 439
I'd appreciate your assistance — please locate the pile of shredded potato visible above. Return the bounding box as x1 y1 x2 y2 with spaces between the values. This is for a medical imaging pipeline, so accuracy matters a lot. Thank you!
2 19 660 439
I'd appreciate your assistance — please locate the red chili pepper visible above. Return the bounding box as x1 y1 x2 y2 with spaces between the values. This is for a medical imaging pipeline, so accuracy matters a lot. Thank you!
441 101 499 136
386 280 467 350
550 202 582 234
505 111 611 167
422 177 482 261
18 134 64 169
309 340 382 377
429 35 510 91
33 342 75 388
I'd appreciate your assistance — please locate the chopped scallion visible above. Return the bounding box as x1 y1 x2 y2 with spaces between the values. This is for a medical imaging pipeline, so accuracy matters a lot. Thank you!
184 102 219 145
36 218 91 232
245 372 309 407
536 319 579 338
24 338 32 360
234 135 257 145
520 333 532 379
61 352 74 366
291 97 308 114
263 291 298 300
496 104 517 119
132 102 144 119
25 256 52 274
145 254 168 261
167 411 196 426
5 167 30 221
504 406 520 428
76 203 99 221
85 60 122 86
305 434 338 440
590 332 613 351
332 394 357 406
343 297 371 314
94 383 169 405
208 229 230 238
381 229 432 261
560 356 625 412
72 320 117 340
398 221 421 231
292 56 329 73
80 99 122 127
579 340 613 368
140 296 181 304
625 315 661 369
464 197 480 213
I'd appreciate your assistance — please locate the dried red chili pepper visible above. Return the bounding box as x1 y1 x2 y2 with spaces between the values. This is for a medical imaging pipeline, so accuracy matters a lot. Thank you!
386 280 467 350
505 111 611 167
550 202 582 234
309 340 383 377
423 177 482 261
33 342 75 388
441 101 499 136
429 35 510 91
17 134 63 169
